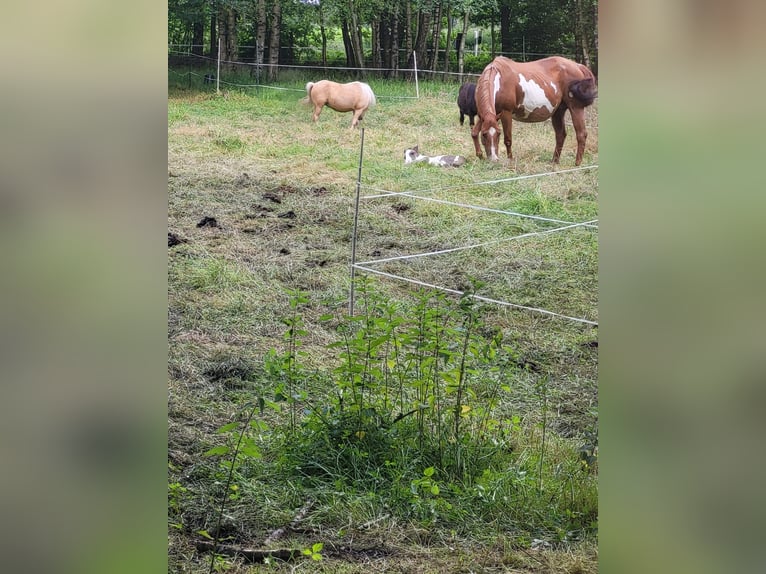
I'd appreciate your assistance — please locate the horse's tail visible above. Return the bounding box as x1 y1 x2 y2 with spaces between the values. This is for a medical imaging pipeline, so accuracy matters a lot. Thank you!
569 66 597 106
363 83 376 107
301 82 315 105
568 78 597 106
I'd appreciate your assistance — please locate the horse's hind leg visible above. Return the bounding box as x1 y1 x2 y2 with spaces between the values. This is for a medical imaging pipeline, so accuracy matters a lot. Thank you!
312 102 323 123
569 106 588 166
551 107 567 164
350 108 365 129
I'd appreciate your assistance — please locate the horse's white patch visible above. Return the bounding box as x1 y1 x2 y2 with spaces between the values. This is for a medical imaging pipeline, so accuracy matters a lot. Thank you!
550 81 558 93
517 73 554 118
487 127 498 160
492 72 501 104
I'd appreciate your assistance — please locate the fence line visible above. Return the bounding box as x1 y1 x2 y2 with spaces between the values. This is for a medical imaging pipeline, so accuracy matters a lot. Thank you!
362 165 599 200
168 48 485 80
168 43 573 60
351 265 598 326
354 219 598 266
350 155 599 324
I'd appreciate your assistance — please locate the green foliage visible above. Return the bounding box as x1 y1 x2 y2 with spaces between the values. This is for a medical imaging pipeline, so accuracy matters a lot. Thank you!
253 281 596 536
301 542 324 561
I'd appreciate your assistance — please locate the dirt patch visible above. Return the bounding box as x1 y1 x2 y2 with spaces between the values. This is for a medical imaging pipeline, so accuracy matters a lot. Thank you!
168 232 187 247
196 216 218 228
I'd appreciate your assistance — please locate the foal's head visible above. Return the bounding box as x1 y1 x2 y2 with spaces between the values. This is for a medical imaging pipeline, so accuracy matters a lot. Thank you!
403 146 421 164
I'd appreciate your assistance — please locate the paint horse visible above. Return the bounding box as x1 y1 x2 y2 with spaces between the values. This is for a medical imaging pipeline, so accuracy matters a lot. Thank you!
471 56 597 166
404 145 466 167
303 80 376 129
457 82 478 127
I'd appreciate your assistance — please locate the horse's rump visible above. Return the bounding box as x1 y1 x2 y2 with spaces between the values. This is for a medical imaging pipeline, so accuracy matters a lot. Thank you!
458 83 477 112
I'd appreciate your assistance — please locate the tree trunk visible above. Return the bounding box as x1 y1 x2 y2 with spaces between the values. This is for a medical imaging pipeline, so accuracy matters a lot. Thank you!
499 1 512 56
592 0 598 76
457 10 469 79
442 5 452 79
371 17 381 69
412 6 431 77
319 3 327 68
429 2 443 75
254 0 267 79
428 2 442 73
490 21 495 57
391 8 399 78
404 0 413 64
348 0 365 74
192 20 204 56
341 19 353 67
267 0 281 80
380 8 399 79
218 5 238 72
209 13 217 58
574 0 590 67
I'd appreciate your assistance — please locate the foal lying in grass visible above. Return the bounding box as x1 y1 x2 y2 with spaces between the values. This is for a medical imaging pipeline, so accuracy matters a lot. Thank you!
404 145 466 167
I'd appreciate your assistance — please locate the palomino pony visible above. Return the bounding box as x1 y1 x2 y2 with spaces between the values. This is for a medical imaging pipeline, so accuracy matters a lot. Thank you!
471 56 597 166
304 80 376 128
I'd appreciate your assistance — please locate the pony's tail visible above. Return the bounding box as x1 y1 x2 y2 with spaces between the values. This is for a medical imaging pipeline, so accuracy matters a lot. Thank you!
301 82 315 105
569 67 597 106
364 84 377 107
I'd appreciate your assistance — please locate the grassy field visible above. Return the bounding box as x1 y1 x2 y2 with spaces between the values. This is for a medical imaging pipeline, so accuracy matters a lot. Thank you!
168 71 598 573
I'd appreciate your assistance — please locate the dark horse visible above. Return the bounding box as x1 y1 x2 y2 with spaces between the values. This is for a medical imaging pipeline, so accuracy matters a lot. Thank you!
471 56 597 166
457 82 477 127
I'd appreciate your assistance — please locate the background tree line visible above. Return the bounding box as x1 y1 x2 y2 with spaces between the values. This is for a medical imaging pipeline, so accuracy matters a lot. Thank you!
168 0 597 79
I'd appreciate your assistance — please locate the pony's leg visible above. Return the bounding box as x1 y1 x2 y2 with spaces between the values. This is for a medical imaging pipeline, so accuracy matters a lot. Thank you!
569 106 588 166
551 107 567 164
312 102 323 122
350 109 364 129
471 119 484 158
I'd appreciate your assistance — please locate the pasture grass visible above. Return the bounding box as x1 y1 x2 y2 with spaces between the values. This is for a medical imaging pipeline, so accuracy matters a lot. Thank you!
168 76 598 572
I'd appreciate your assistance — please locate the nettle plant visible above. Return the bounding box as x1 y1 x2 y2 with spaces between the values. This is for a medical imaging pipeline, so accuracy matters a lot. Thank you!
278 277 517 488
198 278 596 540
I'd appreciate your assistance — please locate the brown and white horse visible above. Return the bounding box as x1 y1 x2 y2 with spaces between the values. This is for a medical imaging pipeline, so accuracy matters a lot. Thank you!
471 56 597 166
303 80 376 129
